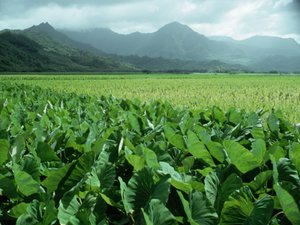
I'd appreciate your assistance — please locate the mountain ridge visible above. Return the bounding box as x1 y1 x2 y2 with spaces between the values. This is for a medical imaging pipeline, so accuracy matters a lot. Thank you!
0 28 136 72
1 22 300 72
61 21 300 72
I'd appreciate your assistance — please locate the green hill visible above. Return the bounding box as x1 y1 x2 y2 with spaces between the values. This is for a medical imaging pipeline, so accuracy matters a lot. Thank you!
0 29 136 72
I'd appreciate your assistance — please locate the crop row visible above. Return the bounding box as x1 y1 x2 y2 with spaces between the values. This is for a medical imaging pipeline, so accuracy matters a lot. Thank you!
0 83 300 224
6 74 300 122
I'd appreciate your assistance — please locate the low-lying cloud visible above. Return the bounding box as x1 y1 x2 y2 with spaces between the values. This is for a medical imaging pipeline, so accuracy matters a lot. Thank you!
0 0 299 42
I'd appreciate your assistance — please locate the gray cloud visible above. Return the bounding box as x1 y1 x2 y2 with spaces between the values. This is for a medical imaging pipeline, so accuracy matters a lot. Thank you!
0 0 299 42
287 0 300 32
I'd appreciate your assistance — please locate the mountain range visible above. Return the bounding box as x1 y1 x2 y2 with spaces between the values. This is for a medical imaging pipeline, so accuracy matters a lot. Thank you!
62 21 300 72
0 23 136 72
1 21 300 73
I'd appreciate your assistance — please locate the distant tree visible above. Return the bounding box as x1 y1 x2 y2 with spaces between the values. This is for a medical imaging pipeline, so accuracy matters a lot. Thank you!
142 69 152 74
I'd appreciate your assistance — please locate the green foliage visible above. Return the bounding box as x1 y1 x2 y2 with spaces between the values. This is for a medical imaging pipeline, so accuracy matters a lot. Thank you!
220 186 274 225
142 199 176 225
0 83 299 224
223 140 260 173
0 31 135 72
6 74 300 123
178 190 218 225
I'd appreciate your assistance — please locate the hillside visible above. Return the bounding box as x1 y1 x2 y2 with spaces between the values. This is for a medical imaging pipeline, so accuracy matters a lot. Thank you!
1 21 299 73
9 22 244 73
63 22 232 61
23 22 107 57
0 30 136 72
117 55 247 72
63 22 300 72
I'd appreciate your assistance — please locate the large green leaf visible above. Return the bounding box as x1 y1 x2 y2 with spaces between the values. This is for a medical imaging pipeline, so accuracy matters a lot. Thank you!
248 170 273 192
220 186 274 225
42 163 71 193
272 157 300 224
57 151 95 194
20 154 40 181
0 139 10 165
119 177 131 215
246 196 274 225
9 203 28 218
251 139 266 165
206 141 225 163
11 135 25 163
16 200 57 225
204 172 219 207
58 191 97 225
16 213 39 225
188 142 214 166
128 112 141 135
269 146 286 162
268 113 279 133
0 173 18 198
274 184 300 224
143 148 160 169
251 126 265 140
178 190 218 225
164 125 185 150
223 140 259 174
42 200 58 225
13 164 40 196
277 158 300 187
58 191 81 225
212 106 226 123
289 142 300 174
205 172 243 214
120 168 170 214
158 162 192 193
86 160 116 191
141 199 176 225
126 154 145 171
95 161 116 190
36 142 60 162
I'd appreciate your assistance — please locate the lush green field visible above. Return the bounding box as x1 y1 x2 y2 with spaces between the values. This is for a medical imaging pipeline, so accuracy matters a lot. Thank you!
2 73 300 122
1 82 300 224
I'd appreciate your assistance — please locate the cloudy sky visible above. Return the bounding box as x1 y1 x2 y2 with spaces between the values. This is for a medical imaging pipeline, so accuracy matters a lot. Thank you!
0 0 299 42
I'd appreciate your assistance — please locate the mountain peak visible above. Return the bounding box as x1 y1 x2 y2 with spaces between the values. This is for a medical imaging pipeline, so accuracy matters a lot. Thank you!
28 22 55 33
166 21 185 27
39 22 51 27
156 21 195 35
242 35 300 50
160 21 189 29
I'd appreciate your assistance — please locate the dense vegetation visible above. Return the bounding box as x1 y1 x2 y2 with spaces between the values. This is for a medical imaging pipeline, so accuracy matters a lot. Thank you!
6 74 300 122
0 31 135 72
116 55 246 73
0 82 300 224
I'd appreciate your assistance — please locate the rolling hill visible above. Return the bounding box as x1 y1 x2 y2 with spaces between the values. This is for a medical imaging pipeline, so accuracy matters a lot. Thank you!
0 26 136 72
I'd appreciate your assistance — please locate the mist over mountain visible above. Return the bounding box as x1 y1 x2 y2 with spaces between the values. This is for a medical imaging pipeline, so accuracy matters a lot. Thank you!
1 21 300 72
62 21 300 72
0 23 136 72
63 22 232 61
0 22 248 72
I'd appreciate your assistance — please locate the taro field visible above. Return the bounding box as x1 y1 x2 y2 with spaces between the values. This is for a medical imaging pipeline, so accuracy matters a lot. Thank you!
0 74 300 225
2 73 300 122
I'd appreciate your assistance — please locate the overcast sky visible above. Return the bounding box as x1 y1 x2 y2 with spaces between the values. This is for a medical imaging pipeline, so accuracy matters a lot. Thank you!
0 0 299 42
